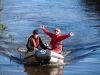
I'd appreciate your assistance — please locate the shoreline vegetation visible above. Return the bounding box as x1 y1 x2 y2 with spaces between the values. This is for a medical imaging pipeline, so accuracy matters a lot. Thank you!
0 24 14 42
0 1 14 42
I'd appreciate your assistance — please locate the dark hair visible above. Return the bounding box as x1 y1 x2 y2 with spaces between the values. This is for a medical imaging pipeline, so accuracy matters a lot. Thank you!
33 29 38 34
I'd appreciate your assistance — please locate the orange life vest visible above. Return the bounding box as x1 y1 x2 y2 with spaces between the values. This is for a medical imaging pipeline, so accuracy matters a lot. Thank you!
30 35 40 48
57 41 62 51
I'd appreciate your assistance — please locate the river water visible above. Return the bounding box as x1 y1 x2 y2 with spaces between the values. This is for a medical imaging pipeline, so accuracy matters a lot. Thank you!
0 0 100 75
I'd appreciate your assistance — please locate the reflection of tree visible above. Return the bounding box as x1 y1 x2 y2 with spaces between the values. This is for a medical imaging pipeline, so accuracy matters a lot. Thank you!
82 0 100 12
82 0 100 31
24 65 63 75
0 0 3 12
96 0 100 11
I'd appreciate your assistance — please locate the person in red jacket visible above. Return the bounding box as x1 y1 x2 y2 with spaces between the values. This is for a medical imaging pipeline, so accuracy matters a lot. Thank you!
40 25 74 54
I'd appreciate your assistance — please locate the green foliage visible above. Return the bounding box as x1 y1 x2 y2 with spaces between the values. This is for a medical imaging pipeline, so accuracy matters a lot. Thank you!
5 33 14 41
0 24 7 30
0 24 14 42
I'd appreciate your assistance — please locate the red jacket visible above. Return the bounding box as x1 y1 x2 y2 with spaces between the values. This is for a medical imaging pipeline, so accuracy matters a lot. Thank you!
41 28 71 53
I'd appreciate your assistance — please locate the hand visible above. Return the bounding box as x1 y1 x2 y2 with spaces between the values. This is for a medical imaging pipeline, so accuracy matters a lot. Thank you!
34 48 38 50
70 32 74 36
40 25 44 29
47 47 51 50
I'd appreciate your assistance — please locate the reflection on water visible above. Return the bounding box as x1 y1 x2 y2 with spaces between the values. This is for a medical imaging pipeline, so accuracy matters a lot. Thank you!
0 0 3 19
81 0 100 34
82 0 100 13
24 65 63 75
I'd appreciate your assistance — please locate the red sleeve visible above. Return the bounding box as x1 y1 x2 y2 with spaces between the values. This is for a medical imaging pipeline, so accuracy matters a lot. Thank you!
57 34 70 42
41 28 54 38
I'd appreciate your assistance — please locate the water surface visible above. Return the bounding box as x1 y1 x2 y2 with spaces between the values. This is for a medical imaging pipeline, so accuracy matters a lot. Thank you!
0 0 100 75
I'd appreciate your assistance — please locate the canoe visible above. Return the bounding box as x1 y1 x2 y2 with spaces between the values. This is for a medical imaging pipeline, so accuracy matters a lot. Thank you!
24 49 64 65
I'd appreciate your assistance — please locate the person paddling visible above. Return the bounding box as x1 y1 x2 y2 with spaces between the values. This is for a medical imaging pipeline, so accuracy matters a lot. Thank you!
26 29 49 53
40 25 74 54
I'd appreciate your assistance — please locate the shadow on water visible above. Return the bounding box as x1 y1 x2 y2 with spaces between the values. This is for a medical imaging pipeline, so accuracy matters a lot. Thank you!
0 0 3 16
81 0 100 37
81 0 100 12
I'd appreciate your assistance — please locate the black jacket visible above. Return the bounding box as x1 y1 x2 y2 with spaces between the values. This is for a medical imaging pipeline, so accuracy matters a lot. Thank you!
26 36 48 52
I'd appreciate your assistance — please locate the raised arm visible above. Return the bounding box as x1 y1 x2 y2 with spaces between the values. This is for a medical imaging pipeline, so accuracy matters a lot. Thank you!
58 32 74 42
40 25 53 38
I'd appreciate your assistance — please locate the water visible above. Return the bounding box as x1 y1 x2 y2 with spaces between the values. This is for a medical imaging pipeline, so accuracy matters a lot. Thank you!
0 0 100 75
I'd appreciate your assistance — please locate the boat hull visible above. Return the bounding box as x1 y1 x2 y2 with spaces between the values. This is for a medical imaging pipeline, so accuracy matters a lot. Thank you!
24 49 64 64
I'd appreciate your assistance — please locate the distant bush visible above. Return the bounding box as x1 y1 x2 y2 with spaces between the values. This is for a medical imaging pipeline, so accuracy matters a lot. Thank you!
0 24 14 42
0 24 7 30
